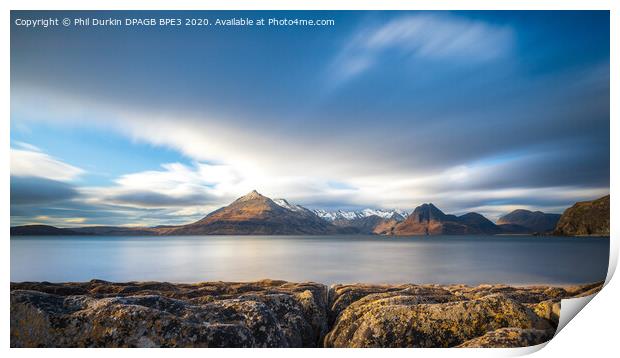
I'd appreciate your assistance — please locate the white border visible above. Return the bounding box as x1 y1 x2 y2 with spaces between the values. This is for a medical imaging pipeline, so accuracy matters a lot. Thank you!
3 1 617 357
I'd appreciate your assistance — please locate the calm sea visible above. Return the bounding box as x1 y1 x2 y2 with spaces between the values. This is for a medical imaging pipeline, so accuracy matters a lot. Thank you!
10 235 609 285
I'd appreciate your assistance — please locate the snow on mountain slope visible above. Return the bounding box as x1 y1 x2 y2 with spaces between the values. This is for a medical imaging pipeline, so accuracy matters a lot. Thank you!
272 199 312 214
272 199 408 222
313 208 408 222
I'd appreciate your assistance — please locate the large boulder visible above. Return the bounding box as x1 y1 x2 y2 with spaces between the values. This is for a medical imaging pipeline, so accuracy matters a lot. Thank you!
324 293 552 347
324 282 602 348
11 280 328 348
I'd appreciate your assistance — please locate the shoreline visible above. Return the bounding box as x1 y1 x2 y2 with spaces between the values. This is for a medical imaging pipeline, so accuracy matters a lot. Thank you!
10 231 612 238
10 278 606 288
11 279 603 348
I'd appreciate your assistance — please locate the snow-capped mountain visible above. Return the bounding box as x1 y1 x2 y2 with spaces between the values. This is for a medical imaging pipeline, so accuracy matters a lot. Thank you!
312 208 409 222
272 199 409 223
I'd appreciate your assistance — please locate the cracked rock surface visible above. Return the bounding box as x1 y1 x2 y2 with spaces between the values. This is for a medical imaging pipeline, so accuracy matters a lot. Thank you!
11 280 328 348
11 280 602 348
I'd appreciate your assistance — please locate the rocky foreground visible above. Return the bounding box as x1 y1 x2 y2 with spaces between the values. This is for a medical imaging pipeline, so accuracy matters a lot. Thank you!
11 280 602 348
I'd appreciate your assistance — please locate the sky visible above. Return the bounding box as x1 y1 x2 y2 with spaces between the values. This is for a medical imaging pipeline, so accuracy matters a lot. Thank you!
10 10 610 227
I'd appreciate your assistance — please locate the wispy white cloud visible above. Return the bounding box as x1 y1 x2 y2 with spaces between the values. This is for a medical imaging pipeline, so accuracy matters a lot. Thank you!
81 162 232 209
329 14 514 85
12 141 42 152
79 160 361 215
10 148 84 182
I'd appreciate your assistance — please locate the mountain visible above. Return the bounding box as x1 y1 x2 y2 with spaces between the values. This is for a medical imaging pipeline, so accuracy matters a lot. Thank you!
158 190 345 235
392 203 501 235
458 212 503 234
311 207 408 234
497 210 561 233
12 193 608 237
313 208 407 222
553 195 610 236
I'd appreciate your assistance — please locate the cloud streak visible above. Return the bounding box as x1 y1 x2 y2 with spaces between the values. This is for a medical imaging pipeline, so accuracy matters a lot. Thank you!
329 14 514 85
10 177 80 205
11 148 84 182
81 162 236 209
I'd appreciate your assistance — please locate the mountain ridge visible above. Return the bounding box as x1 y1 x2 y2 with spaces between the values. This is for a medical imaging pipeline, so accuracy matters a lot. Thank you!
312 208 408 222
10 191 608 237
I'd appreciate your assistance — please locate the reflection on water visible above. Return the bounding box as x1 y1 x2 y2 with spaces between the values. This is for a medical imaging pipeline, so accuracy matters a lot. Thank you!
10 235 609 285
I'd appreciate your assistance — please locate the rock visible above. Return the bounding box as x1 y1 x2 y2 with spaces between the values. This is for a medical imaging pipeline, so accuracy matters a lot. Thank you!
324 293 552 347
328 284 457 323
324 281 602 348
528 300 561 327
563 281 604 297
553 195 610 236
11 280 603 348
443 284 570 304
457 328 552 348
10 280 328 347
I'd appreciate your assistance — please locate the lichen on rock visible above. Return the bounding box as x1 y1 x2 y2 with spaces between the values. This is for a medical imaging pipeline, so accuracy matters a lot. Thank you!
11 279 603 348
457 327 553 348
11 280 329 347
324 281 602 348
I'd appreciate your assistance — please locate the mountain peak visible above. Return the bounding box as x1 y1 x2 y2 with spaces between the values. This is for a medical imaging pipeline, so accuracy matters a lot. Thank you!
164 190 337 235
235 190 265 202
411 203 446 222
394 203 503 235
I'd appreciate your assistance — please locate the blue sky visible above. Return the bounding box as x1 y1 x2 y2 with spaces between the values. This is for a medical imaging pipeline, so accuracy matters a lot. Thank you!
10 10 610 227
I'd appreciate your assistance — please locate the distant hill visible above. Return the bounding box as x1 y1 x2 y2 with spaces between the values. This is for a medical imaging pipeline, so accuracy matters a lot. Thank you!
497 209 561 233
157 190 346 235
72 226 159 236
10 225 81 236
553 195 610 236
393 204 502 235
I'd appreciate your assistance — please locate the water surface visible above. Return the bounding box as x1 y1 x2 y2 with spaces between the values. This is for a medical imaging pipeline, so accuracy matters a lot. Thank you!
11 235 609 285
